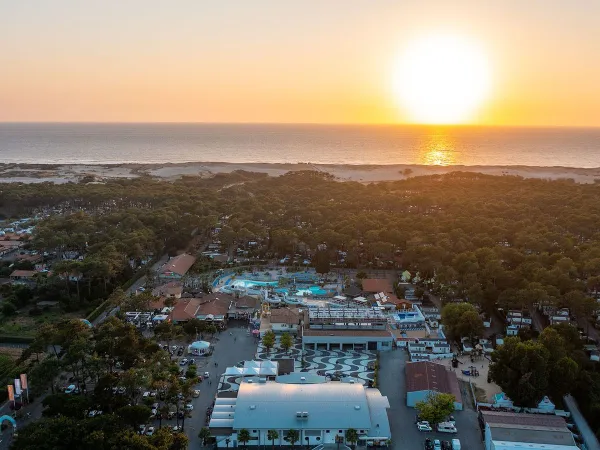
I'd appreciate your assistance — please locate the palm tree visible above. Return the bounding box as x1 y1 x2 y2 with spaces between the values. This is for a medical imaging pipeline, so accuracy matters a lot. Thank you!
267 429 279 450
238 429 251 448
285 429 299 449
198 427 212 447
345 429 359 449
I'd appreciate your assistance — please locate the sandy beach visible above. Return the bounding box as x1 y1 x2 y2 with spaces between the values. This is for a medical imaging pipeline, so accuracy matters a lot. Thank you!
1 162 600 184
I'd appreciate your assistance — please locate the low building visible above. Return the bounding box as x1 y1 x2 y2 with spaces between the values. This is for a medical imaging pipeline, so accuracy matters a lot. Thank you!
9 270 37 285
301 307 393 351
361 278 393 294
405 361 463 410
158 253 196 280
209 380 391 448
267 307 305 335
169 298 203 323
228 296 261 320
152 282 183 299
480 410 578 450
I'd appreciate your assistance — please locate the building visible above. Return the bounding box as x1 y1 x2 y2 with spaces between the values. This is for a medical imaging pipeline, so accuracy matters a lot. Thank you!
9 270 37 285
268 307 304 335
405 361 463 410
302 307 393 351
361 278 393 294
480 410 578 450
209 380 391 448
152 282 183 299
168 298 203 323
228 296 261 320
158 253 196 280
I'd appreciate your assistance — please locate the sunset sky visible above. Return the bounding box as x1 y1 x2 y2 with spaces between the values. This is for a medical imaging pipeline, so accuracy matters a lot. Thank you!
1 0 599 126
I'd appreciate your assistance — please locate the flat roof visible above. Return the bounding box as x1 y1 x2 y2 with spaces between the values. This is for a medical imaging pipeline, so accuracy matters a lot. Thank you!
482 411 576 447
303 329 391 337
233 382 374 430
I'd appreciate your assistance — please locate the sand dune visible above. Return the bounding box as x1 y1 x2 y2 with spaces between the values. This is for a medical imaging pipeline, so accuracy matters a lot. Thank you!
1 162 599 184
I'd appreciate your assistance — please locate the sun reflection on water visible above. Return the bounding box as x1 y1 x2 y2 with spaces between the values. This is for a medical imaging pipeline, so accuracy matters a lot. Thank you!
420 129 457 166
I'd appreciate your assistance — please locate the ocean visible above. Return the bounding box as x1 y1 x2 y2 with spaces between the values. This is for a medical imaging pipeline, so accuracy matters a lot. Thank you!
0 123 599 167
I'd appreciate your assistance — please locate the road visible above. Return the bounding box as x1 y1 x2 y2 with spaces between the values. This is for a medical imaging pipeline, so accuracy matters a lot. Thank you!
378 349 484 450
155 321 258 448
93 254 169 326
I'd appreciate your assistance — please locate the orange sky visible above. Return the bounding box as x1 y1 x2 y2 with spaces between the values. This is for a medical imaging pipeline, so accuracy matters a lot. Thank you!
1 1 599 126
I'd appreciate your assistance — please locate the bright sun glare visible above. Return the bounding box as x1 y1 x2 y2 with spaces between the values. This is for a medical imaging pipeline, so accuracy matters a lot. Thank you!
394 34 491 124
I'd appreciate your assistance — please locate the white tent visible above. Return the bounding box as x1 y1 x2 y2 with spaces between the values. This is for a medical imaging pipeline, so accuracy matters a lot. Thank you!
537 396 555 412
354 296 367 303
224 367 244 376
242 367 261 376
187 340 211 356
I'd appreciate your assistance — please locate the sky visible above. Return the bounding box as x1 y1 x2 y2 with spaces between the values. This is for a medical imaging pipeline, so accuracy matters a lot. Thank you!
1 0 599 126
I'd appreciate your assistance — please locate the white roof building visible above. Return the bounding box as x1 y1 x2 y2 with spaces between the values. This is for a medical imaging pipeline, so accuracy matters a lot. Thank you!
210 380 390 447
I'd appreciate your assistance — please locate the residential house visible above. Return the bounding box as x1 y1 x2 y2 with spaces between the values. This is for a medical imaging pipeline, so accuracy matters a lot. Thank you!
9 270 37 285
152 282 184 299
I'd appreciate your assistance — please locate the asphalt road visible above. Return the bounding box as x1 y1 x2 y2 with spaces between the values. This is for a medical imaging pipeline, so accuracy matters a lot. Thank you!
378 349 484 450
153 320 258 448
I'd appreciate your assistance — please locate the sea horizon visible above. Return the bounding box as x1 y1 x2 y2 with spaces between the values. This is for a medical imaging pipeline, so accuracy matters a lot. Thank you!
1 122 599 168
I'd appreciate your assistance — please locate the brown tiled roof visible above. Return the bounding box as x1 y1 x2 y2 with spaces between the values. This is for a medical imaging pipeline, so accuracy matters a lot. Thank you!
234 296 260 309
197 295 231 317
159 254 196 276
405 362 462 403
270 307 301 325
169 298 202 322
10 270 36 278
302 329 391 337
481 411 568 428
362 278 393 293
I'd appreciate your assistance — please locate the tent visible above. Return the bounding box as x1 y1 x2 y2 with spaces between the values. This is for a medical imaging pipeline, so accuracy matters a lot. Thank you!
187 340 211 356
537 396 555 412
224 367 244 376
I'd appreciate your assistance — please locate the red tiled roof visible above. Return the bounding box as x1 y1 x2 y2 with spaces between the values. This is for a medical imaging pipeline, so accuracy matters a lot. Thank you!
362 278 394 293
152 281 183 297
159 254 196 276
10 270 36 278
169 298 202 322
270 307 302 325
405 361 462 402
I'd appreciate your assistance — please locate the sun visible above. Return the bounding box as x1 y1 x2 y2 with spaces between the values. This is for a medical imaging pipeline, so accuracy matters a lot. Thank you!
394 34 491 124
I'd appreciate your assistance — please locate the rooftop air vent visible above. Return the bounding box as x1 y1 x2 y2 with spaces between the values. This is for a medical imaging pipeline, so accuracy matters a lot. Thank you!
355 405 361 410
300 376 306 382
296 412 303 418
349 379 355 384
247 379 253 383
250 405 256 410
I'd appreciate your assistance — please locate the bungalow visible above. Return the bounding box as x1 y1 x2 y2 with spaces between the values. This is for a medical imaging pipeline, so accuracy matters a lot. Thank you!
158 253 196 280
228 296 260 320
267 307 304 335
9 270 37 285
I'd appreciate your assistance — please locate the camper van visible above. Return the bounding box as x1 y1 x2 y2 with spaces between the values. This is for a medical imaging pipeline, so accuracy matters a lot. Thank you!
437 422 457 433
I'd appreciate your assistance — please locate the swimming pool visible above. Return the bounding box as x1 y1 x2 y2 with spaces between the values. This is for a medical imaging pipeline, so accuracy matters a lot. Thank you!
296 285 328 296
230 279 278 288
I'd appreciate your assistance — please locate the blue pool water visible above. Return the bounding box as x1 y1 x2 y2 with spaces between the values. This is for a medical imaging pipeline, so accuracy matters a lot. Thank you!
230 279 278 288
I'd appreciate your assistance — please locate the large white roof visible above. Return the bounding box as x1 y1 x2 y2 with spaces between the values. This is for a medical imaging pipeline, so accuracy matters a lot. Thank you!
233 381 373 430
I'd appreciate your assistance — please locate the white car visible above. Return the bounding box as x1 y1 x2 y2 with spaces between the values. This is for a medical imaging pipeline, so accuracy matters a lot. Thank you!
145 426 155 436
88 410 98 418
151 408 158 416
171 425 182 433
142 391 150 398
193 390 200 398
179 358 188 366
417 421 433 432
64 384 78 394
139 425 146 435
185 404 194 411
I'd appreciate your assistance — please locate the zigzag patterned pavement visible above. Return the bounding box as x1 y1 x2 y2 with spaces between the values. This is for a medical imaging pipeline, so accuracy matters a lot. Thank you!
218 344 376 393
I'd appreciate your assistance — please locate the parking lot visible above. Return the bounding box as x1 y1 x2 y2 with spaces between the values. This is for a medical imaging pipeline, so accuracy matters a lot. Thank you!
150 320 258 447
378 350 484 450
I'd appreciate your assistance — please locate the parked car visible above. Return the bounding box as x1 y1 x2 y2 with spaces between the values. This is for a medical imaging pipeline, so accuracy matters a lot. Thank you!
437 422 457 434
417 421 433 432
142 391 150 398
433 440 442 450
193 389 200 398
441 441 451 450
424 439 434 450
179 358 188 366
185 404 194 411
64 384 79 394
145 426 155 436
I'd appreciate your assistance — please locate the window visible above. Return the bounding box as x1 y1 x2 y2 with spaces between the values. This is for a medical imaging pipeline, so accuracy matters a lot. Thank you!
316 437 321 441
339 430 343 434
326 431 330 433
253 430 257 433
